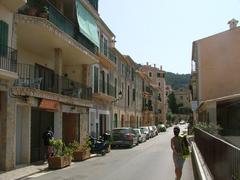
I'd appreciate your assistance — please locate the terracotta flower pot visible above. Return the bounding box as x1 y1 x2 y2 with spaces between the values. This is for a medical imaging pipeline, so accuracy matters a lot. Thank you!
48 156 71 169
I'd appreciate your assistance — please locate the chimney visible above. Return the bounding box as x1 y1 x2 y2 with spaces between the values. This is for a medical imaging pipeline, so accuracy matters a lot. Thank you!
228 18 238 30
160 65 162 70
154 64 156 68
146 62 149 66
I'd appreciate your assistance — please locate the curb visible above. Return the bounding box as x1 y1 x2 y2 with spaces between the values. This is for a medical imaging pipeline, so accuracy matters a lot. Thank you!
191 142 213 180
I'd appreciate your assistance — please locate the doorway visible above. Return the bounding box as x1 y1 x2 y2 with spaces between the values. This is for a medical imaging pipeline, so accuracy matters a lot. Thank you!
62 113 80 145
31 109 54 163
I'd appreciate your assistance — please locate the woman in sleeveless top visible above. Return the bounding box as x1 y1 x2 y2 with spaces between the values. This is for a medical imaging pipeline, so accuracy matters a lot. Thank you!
171 126 185 180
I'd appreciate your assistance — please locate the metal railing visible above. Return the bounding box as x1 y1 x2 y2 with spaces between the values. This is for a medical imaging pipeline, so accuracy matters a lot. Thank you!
0 44 17 72
14 63 92 100
46 1 97 54
195 128 240 180
18 1 97 55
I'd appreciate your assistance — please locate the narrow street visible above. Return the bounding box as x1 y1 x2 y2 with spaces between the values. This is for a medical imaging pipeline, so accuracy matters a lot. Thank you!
25 126 194 180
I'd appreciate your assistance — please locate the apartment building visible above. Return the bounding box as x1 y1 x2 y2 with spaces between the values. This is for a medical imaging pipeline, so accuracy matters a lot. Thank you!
190 19 240 136
89 12 117 137
0 0 102 170
140 63 167 124
0 0 26 171
174 88 191 109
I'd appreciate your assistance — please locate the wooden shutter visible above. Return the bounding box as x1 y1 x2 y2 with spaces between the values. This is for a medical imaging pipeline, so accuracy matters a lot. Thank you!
0 20 9 46
0 20 9 56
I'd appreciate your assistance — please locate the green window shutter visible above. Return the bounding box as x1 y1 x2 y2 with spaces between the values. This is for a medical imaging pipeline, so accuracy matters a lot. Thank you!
94 66 99 93
0 20 9 56
0 20 8 46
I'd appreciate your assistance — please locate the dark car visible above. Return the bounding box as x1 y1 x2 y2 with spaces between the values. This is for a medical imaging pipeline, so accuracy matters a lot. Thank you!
157 124 167 132
111 128 138 148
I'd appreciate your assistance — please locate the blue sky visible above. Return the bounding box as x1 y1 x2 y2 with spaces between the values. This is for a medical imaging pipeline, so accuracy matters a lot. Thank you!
99 0 240 74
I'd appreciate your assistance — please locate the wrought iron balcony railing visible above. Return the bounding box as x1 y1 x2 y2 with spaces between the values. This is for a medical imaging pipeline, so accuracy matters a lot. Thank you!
0 44 17 72
14 63 92 100
18 1 97 55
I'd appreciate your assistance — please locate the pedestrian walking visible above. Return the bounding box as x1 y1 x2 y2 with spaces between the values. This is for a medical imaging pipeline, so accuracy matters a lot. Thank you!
42 127 54 161
171 126 185 180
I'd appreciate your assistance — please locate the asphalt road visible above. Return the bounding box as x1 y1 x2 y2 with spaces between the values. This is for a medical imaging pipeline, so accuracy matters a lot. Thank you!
26 125 194 180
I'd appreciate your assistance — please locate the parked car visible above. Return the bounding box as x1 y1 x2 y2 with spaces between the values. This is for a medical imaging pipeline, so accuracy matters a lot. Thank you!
140 126 150 139
157 124 167 132
111 128 138 148
148 126 155 137
152 125 158 136
133 128 147 143
179 120 186 125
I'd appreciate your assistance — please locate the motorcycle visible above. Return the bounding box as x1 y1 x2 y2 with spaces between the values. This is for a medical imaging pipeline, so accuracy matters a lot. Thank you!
89 133 110 156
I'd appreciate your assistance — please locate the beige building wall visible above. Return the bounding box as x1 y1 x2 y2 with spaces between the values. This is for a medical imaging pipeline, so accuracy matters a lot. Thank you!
196 28 240 101
18 47 55 69
174 88 191 108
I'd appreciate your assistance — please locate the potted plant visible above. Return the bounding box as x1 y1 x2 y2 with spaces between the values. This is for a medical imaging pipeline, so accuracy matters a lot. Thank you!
38 6 49 18
48 139 72 169
69 138 91 161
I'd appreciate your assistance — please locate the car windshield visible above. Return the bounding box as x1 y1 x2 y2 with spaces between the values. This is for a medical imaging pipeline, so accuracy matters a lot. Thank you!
112 129 130 134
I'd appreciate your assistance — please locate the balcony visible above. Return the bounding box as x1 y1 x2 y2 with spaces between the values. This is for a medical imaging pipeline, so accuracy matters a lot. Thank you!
93 80 115 102
142 104 153 111
99 44 117 69
0 45 18 80
14 63 92 100
17 1 98 66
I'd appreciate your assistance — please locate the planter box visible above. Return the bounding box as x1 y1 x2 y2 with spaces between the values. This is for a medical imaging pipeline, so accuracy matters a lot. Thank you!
73 149 90 161
48 156 71 169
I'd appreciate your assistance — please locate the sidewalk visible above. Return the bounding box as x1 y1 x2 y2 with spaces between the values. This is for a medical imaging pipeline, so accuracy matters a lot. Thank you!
0 154 97 180
0 163 48 180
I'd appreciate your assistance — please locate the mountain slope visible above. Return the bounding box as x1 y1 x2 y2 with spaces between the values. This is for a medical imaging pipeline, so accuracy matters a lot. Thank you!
165 72 190 90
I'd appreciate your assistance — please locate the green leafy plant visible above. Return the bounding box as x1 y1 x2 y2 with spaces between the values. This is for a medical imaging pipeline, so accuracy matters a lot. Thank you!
50 139 63 157
195 122 222 135
69 138 91 152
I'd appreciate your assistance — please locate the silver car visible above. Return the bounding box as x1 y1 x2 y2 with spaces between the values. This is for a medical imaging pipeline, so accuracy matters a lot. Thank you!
133 128 147 143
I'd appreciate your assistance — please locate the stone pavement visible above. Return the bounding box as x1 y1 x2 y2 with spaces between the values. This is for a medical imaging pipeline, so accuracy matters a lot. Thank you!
0 154 97 180
0 163 48 180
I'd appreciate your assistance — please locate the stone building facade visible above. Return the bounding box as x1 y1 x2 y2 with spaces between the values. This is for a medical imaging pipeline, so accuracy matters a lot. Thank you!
0 0 168 171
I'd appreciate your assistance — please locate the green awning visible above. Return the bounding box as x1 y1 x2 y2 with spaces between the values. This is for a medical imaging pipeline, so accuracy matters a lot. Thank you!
76 0 99 47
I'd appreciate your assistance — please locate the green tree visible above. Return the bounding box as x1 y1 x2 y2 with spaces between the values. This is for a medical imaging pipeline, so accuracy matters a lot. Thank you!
168 92 178 113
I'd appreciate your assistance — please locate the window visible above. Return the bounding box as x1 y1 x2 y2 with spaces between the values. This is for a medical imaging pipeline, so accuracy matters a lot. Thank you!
157 72 161 77
158 82 161 87
127 85 130 106
103 37 108 56
100 70 105 93
133 88 136 101
93 66 99 93
180 96 183 100
149 72 152 77
0 20 9 56
114 78 117 98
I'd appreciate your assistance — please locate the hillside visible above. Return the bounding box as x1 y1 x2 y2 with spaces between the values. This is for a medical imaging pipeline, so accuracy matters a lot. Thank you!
165 72 190 90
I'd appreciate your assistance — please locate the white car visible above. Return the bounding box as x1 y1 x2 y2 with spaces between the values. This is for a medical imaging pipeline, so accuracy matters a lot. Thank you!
133 128 147 143
179 120 186 125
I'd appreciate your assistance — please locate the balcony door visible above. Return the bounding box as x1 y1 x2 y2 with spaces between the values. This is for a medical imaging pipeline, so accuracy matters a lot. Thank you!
35 64 56 92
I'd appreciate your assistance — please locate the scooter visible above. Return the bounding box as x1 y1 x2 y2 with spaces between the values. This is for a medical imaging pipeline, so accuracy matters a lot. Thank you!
89 133 110 156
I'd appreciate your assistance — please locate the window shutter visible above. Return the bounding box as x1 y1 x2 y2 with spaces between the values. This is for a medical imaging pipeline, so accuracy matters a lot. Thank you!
0 20 9 46
0 21 9 56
